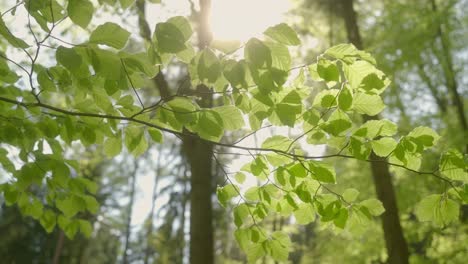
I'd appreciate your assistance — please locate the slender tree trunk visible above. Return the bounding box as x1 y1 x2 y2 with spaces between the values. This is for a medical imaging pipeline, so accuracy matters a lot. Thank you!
416 63 448 114
430 0 467 151
52 230 65 264
143 145 163 264
122 159 139 264
339 1 410 263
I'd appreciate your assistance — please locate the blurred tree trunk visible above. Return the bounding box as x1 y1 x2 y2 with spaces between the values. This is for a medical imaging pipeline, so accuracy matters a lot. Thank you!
122 159 139 264
430 0 467 151
143 145 163 264
339 1 410 263
52 230 65 264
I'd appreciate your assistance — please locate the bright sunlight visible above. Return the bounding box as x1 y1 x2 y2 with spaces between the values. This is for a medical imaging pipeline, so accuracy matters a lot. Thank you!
210 0 290 41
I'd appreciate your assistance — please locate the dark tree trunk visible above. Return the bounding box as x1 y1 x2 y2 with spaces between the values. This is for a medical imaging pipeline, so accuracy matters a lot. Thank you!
339 1 410 263
184 1 215 263
136 1 215 262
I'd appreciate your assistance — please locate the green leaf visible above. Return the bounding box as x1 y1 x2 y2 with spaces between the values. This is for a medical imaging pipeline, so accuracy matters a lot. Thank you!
407 126 440 150
56 46 83 73
166 97 198 124
269 231 291 261
264 23 300 46
234 172 246 184
354 119 397 139
223 60 248 88
0 16 29 48
415 194 460 226
352 93 385 116
234 203 249 227
78 220 93 238
334 208 349 229
322 109 352 136
272 103 301 127
121 52 158 78
439 149 468 182
68 0 94 28
104 137 122 157
213 105 245 130
324 43 376 65
89 22 130 49
119 0 135 9
155 16 192 53
40 210 56 233
338 86 353 110
90 48 122 80
247 242 265 263
148 128 163 143
197 48 221 83
317 59 340 83
313 89 339 108
245 38 271 69
265 41 291 72
56 196 84 218
261 135 293 152
309 161 336 183
294 203 315 224
343 60 381 89
342 188 360 203
371 137 397 157
217 184 239 207
360 198 385 216
83 195 99 214
195 110 224 142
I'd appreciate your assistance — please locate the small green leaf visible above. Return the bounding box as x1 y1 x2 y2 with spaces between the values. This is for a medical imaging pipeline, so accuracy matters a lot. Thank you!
309 161 336 183
338 86 353 110
352 93 385 116
197 48 221 83
294 203 315 224
234 203 249 227
217 184 239 207
360 198 385 216
195 110 224 142
213 105 245 131
40 209 57 233
354 119 397 139
68 0 94 28
371 137 397 157
439 149 467 182
104 137 122 157
317 59 339 83
234 172 246 184
245 38 271 69
155 16 192 53
89 22 130 49
264 23 300 46
342 188 359 203
148 128 163 143
415 194 460 226
261 135 293 152
79 220 93 238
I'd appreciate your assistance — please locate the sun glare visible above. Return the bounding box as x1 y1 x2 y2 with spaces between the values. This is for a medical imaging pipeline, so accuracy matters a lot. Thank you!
210 0 290 41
